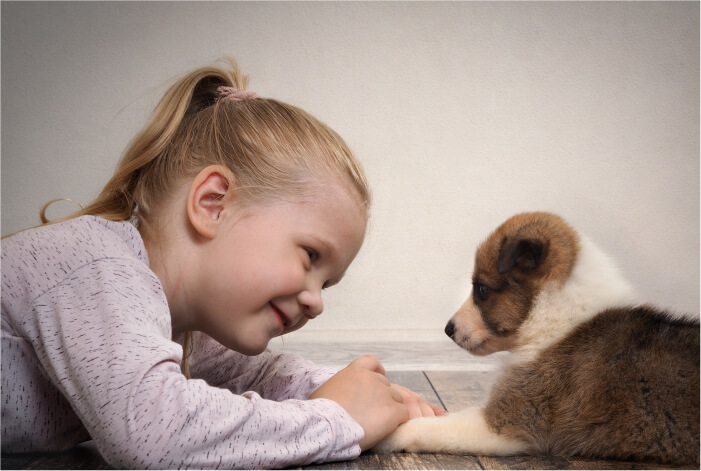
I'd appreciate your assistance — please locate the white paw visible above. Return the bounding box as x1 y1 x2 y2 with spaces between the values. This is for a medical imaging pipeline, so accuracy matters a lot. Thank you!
372 417 432 453
373 407 530 456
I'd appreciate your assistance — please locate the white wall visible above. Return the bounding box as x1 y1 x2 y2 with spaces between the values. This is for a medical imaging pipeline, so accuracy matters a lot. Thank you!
2 2 699 341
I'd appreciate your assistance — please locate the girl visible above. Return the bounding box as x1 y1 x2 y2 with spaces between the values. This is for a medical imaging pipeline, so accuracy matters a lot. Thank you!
1 58 442 469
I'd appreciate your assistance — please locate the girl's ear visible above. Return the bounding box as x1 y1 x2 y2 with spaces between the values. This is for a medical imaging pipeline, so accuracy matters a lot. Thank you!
187 165 235 239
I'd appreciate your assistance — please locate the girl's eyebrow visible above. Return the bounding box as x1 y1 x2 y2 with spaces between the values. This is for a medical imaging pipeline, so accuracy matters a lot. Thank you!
312 236 338 261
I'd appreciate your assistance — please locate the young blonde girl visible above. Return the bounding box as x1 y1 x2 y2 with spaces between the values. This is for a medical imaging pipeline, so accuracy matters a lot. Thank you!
1 58 442 469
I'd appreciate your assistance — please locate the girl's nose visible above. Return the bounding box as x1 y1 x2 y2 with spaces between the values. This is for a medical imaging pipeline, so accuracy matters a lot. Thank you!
299 287 324 318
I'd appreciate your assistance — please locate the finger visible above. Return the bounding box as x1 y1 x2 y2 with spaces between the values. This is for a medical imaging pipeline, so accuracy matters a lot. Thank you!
393 385 432 419
418 399 436 417
392 384 425 405
374 372 391 387
404 397 424 420
397 402 411 424
389 386 404 404
390 383 412 396
350 355 386 376
391 384 444 418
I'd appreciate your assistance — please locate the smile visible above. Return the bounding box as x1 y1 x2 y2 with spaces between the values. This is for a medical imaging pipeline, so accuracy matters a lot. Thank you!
270 303 289 327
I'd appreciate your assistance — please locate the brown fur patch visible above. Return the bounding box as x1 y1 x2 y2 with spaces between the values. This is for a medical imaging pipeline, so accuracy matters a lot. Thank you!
484 306 700 466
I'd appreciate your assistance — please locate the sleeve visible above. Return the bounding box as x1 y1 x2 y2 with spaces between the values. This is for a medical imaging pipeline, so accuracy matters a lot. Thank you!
22 258 363 469
186 332 338 401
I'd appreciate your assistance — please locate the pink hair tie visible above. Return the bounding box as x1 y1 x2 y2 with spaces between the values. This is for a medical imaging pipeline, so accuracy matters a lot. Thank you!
216 86 259 102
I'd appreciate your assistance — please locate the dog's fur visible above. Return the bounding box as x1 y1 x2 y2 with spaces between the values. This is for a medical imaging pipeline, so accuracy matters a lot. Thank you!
375 212 699 466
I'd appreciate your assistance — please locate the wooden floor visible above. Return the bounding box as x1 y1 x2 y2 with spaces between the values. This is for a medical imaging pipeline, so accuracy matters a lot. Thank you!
1 370 693 470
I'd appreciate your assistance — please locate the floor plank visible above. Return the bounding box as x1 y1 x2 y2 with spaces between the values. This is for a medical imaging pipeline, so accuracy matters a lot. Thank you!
297 452 482 470
1 442 110 470
424 370 498 411
477 454 696 470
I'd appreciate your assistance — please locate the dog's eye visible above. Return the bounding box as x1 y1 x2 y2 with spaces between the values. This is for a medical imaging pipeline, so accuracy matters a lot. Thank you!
473 282 490 301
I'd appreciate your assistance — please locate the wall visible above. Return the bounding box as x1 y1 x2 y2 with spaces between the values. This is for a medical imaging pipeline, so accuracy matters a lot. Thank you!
2 2 698 342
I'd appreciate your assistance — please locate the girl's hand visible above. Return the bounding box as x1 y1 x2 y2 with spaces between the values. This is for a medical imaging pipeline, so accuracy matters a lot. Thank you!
390 383 448 419
309 355 409 451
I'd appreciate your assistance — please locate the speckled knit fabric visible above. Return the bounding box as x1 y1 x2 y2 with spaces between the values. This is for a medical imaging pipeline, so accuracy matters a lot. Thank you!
1 216 363 469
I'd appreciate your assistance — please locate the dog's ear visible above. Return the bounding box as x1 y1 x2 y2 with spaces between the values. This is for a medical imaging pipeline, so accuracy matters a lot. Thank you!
497 238 544 275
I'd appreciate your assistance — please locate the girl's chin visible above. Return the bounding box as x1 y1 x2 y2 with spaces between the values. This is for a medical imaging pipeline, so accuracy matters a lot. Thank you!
236 342 270 356
222 337 270 356
202 327 272 356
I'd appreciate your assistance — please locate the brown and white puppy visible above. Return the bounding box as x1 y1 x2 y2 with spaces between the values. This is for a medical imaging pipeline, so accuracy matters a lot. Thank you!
375 212 699 466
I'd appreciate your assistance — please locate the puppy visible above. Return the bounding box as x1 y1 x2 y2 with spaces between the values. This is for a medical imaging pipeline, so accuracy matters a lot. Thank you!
376 212 699 466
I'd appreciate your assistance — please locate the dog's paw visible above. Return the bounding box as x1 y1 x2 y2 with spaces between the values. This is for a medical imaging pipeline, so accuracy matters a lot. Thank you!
372 417 433 453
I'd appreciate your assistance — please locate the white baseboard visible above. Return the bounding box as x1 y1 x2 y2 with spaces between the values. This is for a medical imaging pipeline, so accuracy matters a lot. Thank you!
268 329 505 372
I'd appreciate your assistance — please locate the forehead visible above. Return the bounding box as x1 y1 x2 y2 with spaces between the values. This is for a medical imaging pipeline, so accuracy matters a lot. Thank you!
257 177 364 231
251 170 368 219
303 183 367 232
293 176 368 226
309 174 369 218
472 233 504 284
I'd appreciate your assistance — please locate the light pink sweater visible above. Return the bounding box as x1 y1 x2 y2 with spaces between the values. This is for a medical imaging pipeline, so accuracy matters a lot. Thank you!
1 216 363 469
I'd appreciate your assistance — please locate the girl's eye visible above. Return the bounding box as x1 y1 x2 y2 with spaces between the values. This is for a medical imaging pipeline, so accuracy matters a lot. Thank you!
473 282 490 301
305 248 319 263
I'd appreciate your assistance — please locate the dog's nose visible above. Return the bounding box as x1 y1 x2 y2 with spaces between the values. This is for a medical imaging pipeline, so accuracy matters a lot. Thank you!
445 321 456 340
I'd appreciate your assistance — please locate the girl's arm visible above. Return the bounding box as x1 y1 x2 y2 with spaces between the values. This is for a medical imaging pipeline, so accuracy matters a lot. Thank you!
23 259 363 469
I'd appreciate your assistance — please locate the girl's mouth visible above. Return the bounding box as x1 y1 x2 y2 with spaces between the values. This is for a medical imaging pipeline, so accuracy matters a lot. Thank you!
270 303 288 327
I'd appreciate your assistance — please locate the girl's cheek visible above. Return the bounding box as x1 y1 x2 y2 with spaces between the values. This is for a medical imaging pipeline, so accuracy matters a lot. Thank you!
278 264 308 291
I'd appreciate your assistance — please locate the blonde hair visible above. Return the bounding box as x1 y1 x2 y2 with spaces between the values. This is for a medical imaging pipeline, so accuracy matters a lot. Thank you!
32 57 372 376
56 57 370 232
